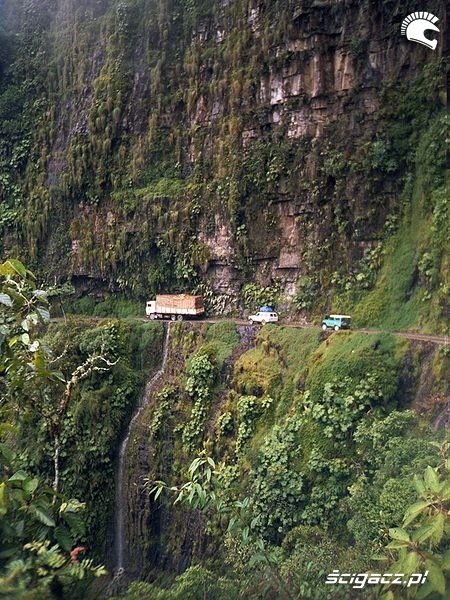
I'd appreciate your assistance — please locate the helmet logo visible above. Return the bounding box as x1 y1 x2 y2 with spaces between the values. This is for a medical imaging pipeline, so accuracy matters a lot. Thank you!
401 12 440 50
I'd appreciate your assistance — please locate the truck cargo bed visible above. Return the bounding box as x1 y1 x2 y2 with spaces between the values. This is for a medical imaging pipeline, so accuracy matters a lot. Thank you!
156 294 204 312
153 306 203 315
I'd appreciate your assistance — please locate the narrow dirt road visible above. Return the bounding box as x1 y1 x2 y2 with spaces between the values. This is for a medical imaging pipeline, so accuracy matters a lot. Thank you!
50 316 449 346
197 319 449 346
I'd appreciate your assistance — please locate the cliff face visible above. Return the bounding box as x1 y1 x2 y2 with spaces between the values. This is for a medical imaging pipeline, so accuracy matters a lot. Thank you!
119 321 449 581
0 0 447 323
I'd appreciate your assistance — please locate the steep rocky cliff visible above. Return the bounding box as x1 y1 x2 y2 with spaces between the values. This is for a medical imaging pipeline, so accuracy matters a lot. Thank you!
0 0 447 329
114 320 449 590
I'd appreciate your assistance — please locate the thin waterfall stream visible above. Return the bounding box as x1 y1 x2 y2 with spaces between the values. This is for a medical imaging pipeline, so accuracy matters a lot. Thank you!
114 323 171 574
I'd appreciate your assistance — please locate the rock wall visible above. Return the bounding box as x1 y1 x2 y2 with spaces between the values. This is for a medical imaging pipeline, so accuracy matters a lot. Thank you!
0 0 446 307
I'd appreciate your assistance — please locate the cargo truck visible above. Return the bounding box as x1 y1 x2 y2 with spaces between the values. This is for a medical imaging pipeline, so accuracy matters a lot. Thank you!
146 294 205 321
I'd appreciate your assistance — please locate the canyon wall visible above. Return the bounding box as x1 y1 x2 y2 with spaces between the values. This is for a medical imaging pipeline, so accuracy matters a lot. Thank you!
0 0 447 327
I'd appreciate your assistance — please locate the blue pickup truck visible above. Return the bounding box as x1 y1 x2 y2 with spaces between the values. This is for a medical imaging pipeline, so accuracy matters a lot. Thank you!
322 314 351 331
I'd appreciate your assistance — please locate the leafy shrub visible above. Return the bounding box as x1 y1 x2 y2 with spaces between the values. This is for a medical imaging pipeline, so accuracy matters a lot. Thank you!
93 297 142 318
305 333 401 405
302 371 389 440
247 419 304 538
150 386 175 438
23 319 165 554
115 565 240 600
68 296 96 315
366 139 398 174
182 353 216 452
280 526 364 600
345 413 441 551
294 275 319 311
217 411 234 437
379 459 450 599
241 282 281 310
236 395 260 453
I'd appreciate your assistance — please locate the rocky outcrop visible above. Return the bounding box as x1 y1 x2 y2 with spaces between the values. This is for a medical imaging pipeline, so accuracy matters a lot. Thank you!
0 0 445 302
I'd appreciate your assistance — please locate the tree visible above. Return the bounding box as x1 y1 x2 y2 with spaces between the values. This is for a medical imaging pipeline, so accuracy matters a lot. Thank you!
148 453 299 600
379 445 450 599
0 258 53 412
0 259 118 496
0 259 106 597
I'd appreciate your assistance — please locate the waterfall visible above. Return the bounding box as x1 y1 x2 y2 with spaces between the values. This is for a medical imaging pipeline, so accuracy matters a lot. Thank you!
114 323 171 574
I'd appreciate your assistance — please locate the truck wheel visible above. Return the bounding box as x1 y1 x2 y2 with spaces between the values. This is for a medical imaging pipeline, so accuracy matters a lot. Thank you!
322 324 327 330
249 319 254 325
150 314 156 320
171 315 176 321
261 319 267 325
334 325 340 331
177 315 183 321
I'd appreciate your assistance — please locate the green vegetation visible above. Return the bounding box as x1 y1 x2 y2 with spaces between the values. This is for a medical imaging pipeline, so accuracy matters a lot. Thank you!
305 332 402 401
34 317 164 555
145 436 449 600
117 320 447 598
0 260 107 597
182 352 216 452
351 112 449 332
1 260 448 598
241 283 282 311
111 565 240 600
67 295 143 319
0 260 164 574
379 459 450 599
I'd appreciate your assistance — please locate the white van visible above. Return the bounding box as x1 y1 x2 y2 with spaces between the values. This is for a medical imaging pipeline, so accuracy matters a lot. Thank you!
248 311 279 325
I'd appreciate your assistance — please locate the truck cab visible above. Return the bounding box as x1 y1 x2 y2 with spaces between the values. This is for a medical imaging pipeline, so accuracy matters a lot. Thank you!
322 314 351 331
146 301 156 316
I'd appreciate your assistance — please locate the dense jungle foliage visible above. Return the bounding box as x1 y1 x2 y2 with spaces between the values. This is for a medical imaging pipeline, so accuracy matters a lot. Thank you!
111 320 449 599
1 263 449 599
0 0 449 598
0 259 164 597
